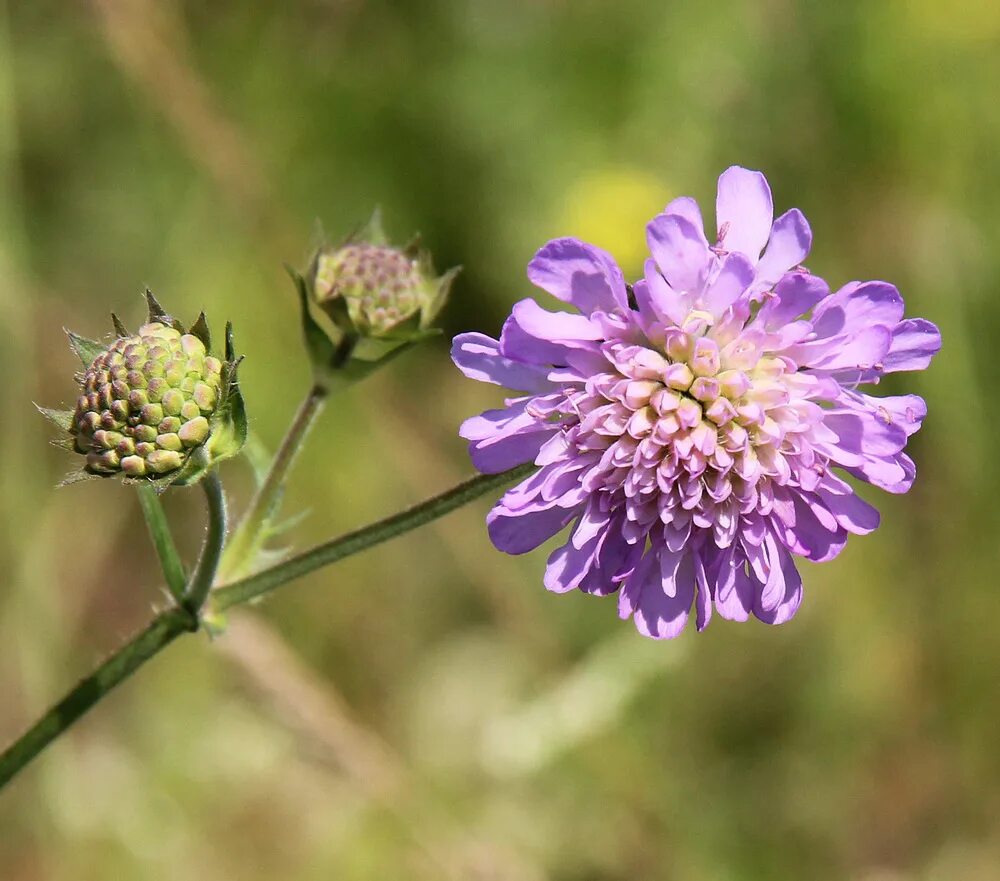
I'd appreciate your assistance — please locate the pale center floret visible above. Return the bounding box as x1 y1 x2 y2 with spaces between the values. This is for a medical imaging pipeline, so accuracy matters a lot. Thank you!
566 308 821 549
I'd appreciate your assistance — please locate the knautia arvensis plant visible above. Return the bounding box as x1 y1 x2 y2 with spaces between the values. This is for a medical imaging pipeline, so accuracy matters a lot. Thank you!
39 291 246 488
1 188 939 793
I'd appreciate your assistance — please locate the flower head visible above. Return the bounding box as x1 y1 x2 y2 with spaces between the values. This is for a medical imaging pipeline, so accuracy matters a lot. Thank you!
41 292 247 488
311 210 458 340
452 167 940 638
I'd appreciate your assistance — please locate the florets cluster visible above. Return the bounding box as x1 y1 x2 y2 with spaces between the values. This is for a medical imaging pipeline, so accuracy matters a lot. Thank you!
453 167 941 638
315 243 425 337
42 293 247 488
72 322 221 477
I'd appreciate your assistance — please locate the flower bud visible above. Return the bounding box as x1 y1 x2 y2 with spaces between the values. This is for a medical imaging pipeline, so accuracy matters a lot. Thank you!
41 292 247 487
311 210 458 341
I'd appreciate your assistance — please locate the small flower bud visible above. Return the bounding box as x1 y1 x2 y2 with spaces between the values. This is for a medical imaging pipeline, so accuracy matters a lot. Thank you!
310 211 458 341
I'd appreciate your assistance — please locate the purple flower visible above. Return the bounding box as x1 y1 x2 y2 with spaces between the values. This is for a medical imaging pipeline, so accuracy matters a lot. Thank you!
452 167 941 638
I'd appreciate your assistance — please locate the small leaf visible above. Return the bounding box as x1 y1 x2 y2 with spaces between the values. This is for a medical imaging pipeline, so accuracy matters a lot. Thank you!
189 312 212 351
287 265 338 375
224 321 236 362
65 330 106 367
35 404 75 431
422 265 461 328
111 313 129 338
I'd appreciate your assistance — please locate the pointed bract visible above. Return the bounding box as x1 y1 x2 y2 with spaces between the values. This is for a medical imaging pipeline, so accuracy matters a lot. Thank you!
66 331 107 367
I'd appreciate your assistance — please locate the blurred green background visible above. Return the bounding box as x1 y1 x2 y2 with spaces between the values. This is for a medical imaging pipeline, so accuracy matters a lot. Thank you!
0 0 996 878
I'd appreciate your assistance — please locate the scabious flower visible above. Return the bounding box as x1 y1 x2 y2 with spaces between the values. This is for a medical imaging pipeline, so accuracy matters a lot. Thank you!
452 167 940 638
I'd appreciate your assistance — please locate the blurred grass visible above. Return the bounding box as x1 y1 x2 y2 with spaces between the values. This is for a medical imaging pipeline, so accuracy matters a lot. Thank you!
0 1 998 879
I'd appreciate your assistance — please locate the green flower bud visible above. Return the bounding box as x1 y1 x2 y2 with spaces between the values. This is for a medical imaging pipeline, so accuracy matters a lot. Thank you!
41 292 247 488
310 210 459 341
291 211 459 390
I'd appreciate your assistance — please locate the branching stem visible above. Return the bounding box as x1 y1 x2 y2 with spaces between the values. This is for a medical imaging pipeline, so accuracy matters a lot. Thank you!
0 463 530 792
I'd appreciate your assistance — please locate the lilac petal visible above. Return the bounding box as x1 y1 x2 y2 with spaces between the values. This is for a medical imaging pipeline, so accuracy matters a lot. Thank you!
752 543 802 625
757 272 829 330
581 526 642 596
756 533 787 611
500 312 568 366
511 299 604 347
845 453 916 495
811 281 905 339
868 394 927 437
692 549 714 631
469 430 552 474
461 400 556 474
572 498 611 549
498 466 552 511
755 209 812 285
784 325 892 372
632 548 695 639
451 333 554 393
816 486 880 535
882 318 942 373
715 166 773 261
538 458 589 503
822 410 908 457
714 551 754 622
544 532 600 593
487 502 577 555
527 238 629 315
641 258 689 325
702 252 755 317
646 213 712 294
460 399 536 442
618 548 657 619
785 494 848 562
663 195 705 232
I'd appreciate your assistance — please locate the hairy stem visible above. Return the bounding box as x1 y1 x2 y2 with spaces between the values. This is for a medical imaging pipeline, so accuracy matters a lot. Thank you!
212 463 533 612
221 336 357 580
0 464 528 792
182 471 227 617
219 384 326 578
0 608 194 790
136 485 186 601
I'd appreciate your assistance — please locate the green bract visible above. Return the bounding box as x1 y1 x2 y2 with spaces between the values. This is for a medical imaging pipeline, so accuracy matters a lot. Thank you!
40 292 247 488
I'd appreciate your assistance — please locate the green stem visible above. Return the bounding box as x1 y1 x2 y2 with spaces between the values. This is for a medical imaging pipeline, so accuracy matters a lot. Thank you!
0 464 529 792
222 336 359 579
219 384 327 578
182 471 227 617
0 608 194 790
212 463 534 612
136 485 186 601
